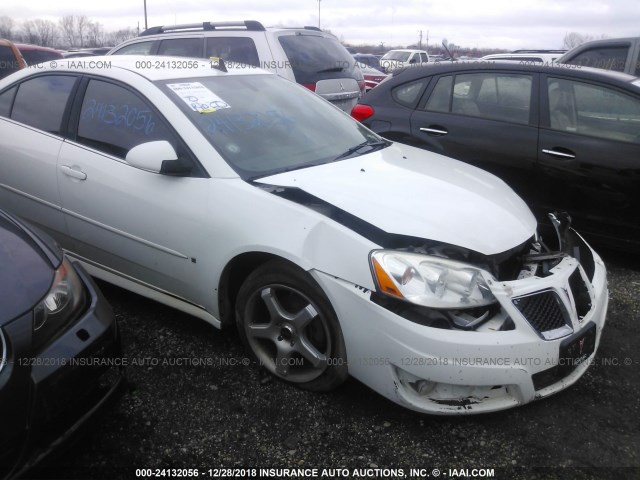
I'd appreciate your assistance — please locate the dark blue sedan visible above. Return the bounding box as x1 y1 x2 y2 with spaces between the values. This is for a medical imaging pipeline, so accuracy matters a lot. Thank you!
0 209 125 479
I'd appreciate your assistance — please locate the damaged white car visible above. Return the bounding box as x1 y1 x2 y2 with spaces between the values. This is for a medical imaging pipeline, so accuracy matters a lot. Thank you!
0 57 608 414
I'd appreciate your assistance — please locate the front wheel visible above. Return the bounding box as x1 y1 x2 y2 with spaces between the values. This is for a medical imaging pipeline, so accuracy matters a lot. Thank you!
235 260 348 392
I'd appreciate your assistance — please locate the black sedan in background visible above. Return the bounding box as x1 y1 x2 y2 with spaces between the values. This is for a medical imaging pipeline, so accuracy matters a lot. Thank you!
0 209 124 479
352 61 640 252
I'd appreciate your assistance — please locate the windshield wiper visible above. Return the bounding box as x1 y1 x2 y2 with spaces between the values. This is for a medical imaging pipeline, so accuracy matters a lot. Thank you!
246 158 336 181
246 140 391 181
317 66 345 73
332 139 390 161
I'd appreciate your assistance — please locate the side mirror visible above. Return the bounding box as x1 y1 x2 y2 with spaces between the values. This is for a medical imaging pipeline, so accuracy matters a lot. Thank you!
126 140 192 175
126 141 177 173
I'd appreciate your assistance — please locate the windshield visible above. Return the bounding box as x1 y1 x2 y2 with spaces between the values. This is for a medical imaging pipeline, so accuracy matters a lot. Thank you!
159 74 385 179
382 51 411 62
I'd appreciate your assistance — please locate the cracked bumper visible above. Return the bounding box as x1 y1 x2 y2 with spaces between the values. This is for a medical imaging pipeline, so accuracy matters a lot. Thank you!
312 247 608 415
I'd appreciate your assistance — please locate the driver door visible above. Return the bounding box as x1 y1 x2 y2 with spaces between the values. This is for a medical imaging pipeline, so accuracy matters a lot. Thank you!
57 77 212 303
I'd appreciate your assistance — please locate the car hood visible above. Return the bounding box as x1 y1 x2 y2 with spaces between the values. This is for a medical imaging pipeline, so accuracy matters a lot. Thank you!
256 144 537 256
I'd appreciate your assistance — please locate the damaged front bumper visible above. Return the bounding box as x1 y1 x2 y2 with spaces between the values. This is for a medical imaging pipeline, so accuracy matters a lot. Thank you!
312 231 608 415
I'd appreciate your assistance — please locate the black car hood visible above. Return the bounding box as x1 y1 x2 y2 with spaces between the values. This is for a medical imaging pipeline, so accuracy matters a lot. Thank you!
0 213 56 324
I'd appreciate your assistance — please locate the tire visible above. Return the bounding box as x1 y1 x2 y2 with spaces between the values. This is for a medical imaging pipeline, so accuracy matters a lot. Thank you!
235 260 348 392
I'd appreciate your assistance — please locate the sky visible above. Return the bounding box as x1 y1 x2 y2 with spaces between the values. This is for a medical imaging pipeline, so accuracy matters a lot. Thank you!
1 0 639 50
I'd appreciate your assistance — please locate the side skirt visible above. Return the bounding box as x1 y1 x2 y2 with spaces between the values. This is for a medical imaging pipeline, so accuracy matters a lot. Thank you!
64 251 222 329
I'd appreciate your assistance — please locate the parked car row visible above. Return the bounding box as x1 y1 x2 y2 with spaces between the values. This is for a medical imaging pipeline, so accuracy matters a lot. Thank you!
357 62 388 91
478 37 640 75
12 43 63 66
0 39 110 80
0 23 630 476
0 53 608 420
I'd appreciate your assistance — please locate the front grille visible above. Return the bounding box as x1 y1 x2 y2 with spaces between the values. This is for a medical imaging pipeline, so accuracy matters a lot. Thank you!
513 290 570 334
513 263 595 339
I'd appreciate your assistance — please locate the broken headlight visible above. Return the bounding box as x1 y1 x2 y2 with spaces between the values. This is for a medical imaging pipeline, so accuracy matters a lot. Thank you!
370 250 496 309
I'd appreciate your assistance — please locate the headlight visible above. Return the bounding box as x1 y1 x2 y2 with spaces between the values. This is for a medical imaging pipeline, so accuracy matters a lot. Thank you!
0 329 6 374
32 257 86 352
370 250 496 309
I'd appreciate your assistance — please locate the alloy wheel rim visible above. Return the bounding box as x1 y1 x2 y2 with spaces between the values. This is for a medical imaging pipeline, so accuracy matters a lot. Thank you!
243 284 331 383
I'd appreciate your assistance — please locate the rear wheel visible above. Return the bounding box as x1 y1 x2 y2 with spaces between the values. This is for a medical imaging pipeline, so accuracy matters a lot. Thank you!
235 260 348 391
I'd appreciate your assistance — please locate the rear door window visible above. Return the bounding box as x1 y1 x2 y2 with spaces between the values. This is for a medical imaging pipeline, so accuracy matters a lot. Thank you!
424 75 452 112
205 37 260 67
111 41 155 55
157 38 203 58
392 79 428 107
547 77 640 143
425 72 532 124
10 75 77 133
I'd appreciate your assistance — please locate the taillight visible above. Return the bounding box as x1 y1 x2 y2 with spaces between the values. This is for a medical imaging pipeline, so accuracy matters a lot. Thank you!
357 79 366 93
303 83 316 92
351 104 375 122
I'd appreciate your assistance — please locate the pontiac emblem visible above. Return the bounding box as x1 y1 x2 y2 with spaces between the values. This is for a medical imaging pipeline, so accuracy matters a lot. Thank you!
340 82 345 92
578 338 586 355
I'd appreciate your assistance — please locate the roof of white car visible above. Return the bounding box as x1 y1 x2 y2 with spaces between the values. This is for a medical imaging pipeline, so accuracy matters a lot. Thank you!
27 55 271 81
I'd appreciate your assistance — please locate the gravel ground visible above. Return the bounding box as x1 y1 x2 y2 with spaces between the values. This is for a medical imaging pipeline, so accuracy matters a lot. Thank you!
26 250 640 480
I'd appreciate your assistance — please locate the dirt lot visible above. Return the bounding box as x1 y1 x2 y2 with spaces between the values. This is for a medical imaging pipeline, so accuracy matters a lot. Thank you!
29 250 639 480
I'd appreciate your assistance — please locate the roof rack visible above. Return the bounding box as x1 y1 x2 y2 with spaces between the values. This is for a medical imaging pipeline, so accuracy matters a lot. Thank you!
141 20 266 36
266 25 323 32
511 49 567 54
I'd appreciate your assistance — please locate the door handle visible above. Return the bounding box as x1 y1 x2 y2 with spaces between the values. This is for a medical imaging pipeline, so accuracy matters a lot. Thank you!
60 165 87 180
420 126 448 136
541 149 576 159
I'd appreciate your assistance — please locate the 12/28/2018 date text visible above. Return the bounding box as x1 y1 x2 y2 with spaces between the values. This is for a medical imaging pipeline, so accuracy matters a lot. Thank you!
135 469 258 477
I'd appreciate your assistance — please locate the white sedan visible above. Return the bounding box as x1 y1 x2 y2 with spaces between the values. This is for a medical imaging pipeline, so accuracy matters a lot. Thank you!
0 57 608 414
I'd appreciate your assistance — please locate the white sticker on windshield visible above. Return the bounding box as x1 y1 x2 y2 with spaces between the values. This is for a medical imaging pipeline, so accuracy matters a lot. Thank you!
167 82 230 113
